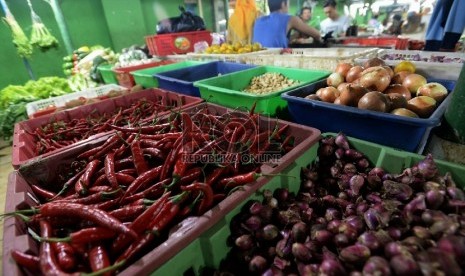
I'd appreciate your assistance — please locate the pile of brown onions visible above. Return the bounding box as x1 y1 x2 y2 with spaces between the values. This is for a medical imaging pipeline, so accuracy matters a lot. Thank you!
210 133 465 275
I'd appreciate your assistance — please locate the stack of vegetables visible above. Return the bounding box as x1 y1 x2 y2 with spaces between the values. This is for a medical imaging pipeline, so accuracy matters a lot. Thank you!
63 45 118 91
0 77 70 140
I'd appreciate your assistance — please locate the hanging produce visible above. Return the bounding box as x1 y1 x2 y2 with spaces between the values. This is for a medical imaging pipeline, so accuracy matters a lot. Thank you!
1 0 33 58
27 0 58 51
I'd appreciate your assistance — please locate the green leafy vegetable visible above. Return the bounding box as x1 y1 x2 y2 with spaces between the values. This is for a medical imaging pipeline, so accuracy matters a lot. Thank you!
3 13 33 58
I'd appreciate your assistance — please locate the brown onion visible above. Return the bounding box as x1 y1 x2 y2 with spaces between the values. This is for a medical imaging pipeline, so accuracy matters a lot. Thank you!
346 66 364 83
363 57 386 68
319 87 340 103
384 84 411 100
359 66 391 92
338 84 369 106
327 72 345 87
391 71 412 85
335 63 353 78
402 74 427 94
358 91 390 112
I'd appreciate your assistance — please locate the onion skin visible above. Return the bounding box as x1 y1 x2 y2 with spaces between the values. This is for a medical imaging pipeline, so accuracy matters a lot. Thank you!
319 87 340 103
402 73 427 94
384 84 411 100
363 57 386 68
359 66 391 92
358 91 390 113
416 82 448 102
391 71 412 85
327 72 345 88
338 84 368 106
335 63 353 78
346 66 364 83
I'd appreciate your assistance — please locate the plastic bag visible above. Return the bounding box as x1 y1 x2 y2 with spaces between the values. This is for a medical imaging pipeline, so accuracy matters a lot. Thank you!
156 6 206 34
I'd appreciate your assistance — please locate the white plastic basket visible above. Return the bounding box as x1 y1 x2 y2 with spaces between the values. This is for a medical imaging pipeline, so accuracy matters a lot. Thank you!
26 84 126 117
356 50 465 80
243 47 380 71
186 48 282 63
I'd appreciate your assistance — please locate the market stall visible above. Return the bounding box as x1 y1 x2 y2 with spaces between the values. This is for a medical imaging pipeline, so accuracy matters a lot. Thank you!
1 1 465 275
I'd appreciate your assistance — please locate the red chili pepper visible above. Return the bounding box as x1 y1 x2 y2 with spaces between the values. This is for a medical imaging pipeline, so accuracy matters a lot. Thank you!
122 165 162 198
115 134 136 158
218 170 261 188
75 159 101 195
89 245 111 276
113 192 170 253
39 202 137 240
142 147 165 160
274 124 289 140
139 132 182 140
31 185 61 202
159 137 183 181
104 152 118 189
93 174 109 187
131 140 149 175
206 167 228 186
109 205 146 222
181 112 194 133
10 250 40 273
117 168 136 176
249 101 257 116
38 220 75 275
78 134 120 160
53 170 86 199
110 123 171 133
115 173 135 186
181 182 214 215
51 242 76 271
120 179 168 205
179 167 203 186
115 192 186 264
92 197 120 211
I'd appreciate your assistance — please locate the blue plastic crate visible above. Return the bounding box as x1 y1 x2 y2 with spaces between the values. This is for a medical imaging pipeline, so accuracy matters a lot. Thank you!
281 78 456 153
154 61 257 97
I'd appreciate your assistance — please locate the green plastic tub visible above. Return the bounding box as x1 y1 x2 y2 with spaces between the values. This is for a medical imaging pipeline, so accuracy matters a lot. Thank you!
153 133 465 275
97 64 118 84
193 66 330 117
131 61 204 88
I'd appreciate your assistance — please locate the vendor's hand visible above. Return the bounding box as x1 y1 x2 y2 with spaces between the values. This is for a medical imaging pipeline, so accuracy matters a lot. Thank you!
322 31 334 41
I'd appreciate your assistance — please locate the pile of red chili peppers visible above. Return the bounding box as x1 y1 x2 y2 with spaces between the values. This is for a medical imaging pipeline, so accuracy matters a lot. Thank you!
9 105 295 275
32 97 176 156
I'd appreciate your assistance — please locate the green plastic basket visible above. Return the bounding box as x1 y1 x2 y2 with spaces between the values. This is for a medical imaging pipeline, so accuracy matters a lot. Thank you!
97 64 118 84
193 66 330 117
153 133 465 275
131 61 205 88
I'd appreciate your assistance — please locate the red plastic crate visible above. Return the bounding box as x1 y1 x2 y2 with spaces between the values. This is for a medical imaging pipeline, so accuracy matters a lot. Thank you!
145 30 212 56
342 36 409 49
12 88 204 169
114 60 175 88
3 102 321 276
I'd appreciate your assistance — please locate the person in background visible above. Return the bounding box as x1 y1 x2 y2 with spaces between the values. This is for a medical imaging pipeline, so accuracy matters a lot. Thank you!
424 0 465 51
290 7 313 44
319 0 351 38
252 0 321 48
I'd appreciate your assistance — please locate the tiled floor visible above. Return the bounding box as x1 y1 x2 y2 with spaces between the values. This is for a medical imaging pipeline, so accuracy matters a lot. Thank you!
0 146 13 274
